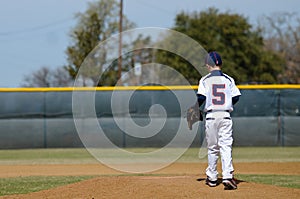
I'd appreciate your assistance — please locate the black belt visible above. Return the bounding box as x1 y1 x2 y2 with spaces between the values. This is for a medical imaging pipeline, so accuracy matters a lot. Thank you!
206 117 231 120
206 110 230 113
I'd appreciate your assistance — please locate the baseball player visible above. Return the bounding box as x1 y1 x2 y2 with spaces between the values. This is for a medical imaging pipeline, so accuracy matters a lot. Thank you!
197 51 241 190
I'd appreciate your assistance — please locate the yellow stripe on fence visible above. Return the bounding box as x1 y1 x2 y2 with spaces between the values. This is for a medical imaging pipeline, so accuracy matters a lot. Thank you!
0 84 299 92
237 84 300 89
0 85 195 92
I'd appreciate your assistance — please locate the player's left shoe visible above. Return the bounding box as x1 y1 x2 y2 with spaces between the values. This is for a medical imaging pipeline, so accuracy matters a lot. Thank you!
205 177 217 187
222 178 237 190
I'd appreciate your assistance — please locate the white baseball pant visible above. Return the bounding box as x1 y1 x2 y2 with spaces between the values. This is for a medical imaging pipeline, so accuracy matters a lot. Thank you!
205 112 234 181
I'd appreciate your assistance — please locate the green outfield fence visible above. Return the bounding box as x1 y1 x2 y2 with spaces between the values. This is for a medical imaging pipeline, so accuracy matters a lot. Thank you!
0 85 299 149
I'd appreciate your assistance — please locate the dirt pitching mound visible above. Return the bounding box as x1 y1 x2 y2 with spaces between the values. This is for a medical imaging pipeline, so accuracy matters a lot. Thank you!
0 162 299 198
2 175 300 199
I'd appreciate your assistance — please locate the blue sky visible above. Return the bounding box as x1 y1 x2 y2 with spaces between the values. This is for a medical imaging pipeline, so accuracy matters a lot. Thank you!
0 0 299 87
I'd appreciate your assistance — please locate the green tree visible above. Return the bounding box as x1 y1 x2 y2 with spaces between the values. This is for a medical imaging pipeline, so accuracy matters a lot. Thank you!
156 8 284 84
64 0 135 86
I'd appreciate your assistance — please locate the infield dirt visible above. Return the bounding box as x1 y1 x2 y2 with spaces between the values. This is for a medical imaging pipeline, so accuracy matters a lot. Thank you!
0 162 299 198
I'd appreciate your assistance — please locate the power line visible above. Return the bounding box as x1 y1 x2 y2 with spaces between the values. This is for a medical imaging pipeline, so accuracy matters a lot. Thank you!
118 0 123 84
0 17 73 36
137 0 174 16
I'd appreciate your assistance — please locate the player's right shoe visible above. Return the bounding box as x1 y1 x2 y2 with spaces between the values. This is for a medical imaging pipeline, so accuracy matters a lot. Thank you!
222 178 237 190
205 177 217 187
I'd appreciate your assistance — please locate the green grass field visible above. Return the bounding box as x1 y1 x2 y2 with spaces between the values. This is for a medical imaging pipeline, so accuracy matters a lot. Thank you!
0 147 299 196
0 147 299 164
0 176 95 196
235 174 300 189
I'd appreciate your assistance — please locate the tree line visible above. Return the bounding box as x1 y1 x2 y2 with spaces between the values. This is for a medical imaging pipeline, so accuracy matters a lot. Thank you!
22 0 300 87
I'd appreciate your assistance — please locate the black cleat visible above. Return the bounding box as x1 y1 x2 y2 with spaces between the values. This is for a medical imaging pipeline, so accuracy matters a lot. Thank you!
205 177 217 187
223 178 237 190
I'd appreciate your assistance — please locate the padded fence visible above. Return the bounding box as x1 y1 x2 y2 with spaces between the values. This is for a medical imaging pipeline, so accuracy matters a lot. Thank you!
0 85 299 149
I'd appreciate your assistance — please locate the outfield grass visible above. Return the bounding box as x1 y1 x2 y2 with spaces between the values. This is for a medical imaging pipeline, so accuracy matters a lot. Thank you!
232 147 300 162
0 148 96 164
0 147 299 164
182 147 300 162
0 176 96 196
236 174 300 189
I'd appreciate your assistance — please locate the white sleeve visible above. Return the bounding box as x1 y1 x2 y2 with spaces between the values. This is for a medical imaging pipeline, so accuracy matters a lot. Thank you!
197 78 207 97
231 79 241 97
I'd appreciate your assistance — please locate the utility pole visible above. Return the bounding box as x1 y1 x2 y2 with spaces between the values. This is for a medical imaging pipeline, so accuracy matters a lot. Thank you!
118 0 123 85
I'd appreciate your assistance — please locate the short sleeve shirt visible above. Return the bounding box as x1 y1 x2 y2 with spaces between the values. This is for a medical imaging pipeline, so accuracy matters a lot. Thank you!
197 70 241 112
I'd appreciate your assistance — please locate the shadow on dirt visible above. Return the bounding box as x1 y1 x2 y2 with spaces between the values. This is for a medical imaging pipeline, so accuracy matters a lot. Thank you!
196 177 245 186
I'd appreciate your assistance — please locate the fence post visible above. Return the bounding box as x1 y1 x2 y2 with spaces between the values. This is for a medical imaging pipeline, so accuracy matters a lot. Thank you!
276 89 284 146
43 91 47 148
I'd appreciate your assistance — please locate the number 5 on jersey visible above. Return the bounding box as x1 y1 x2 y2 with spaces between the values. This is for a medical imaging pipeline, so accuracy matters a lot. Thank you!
212 84 225 105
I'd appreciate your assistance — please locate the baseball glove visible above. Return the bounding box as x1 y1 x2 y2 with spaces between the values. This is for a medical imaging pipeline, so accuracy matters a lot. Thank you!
186 104 203 130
